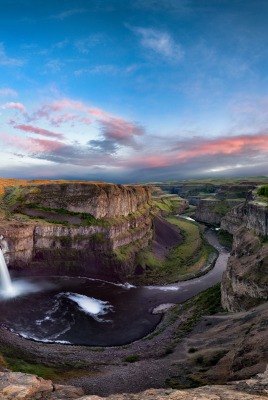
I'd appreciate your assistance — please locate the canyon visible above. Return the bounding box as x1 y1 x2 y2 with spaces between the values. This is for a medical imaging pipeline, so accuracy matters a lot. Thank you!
0 178 268 399
0 182 153 281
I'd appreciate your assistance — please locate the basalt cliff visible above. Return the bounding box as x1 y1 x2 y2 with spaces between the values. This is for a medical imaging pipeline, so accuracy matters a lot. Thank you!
221 196 268 311
0 182 153 281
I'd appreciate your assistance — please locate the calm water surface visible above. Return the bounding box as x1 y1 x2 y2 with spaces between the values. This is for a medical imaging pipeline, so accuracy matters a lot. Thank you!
0 228 229 346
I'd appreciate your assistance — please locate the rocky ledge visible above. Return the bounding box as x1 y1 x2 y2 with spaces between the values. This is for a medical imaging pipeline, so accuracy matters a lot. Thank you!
1 370 267 400
21 182 151 219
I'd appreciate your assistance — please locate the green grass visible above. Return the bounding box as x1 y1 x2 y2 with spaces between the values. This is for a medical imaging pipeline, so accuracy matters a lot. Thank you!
131 217 216 285
257 185 268 197
4 357 59 380
124 355 139 363
217 229 233 250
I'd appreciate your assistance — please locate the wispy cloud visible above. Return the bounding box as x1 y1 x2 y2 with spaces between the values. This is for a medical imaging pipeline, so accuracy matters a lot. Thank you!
2 97 145 153
1 102 25 111
0 43 25 67
75 34 105 54
50 8 87 20
14 124 65 140
133 0 192 15
129 26 184 63
74 64 139 77
44 59 63 73
0 88 18 97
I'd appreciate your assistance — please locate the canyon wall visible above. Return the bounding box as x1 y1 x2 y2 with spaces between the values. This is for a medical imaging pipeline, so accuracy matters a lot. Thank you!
195 199 242 225
21 183 151 219
0 183 153 281
221 200 268 311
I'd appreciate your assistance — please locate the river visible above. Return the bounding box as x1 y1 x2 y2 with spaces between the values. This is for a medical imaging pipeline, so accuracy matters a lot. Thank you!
0 228 229 346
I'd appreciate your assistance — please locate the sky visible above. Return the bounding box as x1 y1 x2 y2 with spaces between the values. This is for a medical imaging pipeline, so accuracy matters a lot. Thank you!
0 0 268 183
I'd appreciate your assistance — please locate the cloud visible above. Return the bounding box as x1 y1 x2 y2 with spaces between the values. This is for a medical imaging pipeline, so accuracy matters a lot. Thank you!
44 59 63 73
3 128 268 183
74 64 139 77
130 26 184 63
0 88 18 97
75 34 105 54
0 43 25 66
50 8 87 20
98 116 144 148
1 102 25 111
27 98 144 149
133 0 191 14
14 124 65 140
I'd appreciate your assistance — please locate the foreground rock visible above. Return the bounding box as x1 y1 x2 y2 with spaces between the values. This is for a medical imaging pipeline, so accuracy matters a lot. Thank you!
1 370 268 399
79 387 267 399
0 371 84 399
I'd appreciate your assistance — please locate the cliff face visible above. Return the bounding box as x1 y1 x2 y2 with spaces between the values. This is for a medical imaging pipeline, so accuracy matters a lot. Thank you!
21 183 151 219
0 183 153 281
221 201 268 236
195 199 241 225
221 200 268 311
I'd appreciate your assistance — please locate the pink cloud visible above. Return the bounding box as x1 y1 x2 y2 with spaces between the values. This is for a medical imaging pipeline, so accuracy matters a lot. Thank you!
99 116 144 144
121 132 268 169
2 134 65 153
175 134 268 163
2 102 25 111
14 124 65 140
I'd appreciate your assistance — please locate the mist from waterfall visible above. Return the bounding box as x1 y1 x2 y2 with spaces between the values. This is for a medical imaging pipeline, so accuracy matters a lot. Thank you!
0 248 47 300
0 248 16 297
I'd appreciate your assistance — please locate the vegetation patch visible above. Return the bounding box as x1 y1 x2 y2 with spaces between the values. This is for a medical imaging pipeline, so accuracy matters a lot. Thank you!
124 355 139 363
217 229 233 250
257 185 268 198
131 217 216 285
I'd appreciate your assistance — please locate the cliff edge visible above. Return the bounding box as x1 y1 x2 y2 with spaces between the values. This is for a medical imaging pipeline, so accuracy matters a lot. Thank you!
0 182 153 281
221 196 268 311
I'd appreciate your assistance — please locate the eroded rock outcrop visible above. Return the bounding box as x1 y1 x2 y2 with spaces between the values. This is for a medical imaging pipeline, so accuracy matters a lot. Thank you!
221 199 268 311
221 200 268 236
195 199 242 225
0 371 84 399
0 183 153 281
21 183 151 219
1 371 267 400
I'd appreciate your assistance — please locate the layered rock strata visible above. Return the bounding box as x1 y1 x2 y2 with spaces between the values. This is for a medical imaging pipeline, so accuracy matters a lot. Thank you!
21 183 151 219
221 200 268 236
221 200 268 311
195 199 242 225
0 183 153 281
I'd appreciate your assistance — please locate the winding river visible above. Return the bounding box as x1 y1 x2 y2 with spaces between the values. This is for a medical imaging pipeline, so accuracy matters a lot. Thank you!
0 227 229 346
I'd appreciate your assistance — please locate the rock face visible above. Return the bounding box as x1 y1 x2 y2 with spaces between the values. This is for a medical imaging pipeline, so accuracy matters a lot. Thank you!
221 200 268 236
221 200 268 311
0 371 267 400
0 183 153 281
0 371 84 399
195 199 242 225
22 183 151 219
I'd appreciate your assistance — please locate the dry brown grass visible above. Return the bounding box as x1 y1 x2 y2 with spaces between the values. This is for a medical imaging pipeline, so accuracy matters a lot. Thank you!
0 178 115 197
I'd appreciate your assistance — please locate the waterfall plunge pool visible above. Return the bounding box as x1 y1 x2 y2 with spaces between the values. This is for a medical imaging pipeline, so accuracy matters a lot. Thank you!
0 228 228 346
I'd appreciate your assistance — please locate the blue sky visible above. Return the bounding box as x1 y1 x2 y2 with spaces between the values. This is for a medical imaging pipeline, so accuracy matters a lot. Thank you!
0 0 268 182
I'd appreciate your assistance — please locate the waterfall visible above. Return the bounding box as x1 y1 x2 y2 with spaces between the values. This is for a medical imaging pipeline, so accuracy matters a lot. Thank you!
0 248 15 296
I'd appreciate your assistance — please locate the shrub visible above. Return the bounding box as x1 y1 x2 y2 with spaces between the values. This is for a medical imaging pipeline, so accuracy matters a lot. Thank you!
257 185 268 197
124 355 139 363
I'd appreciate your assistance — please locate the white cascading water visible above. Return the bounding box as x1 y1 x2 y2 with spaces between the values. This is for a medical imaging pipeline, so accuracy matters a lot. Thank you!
0 248 15 296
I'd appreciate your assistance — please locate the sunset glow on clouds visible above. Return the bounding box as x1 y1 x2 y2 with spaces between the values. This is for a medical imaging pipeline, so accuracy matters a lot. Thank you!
0 0 268 182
